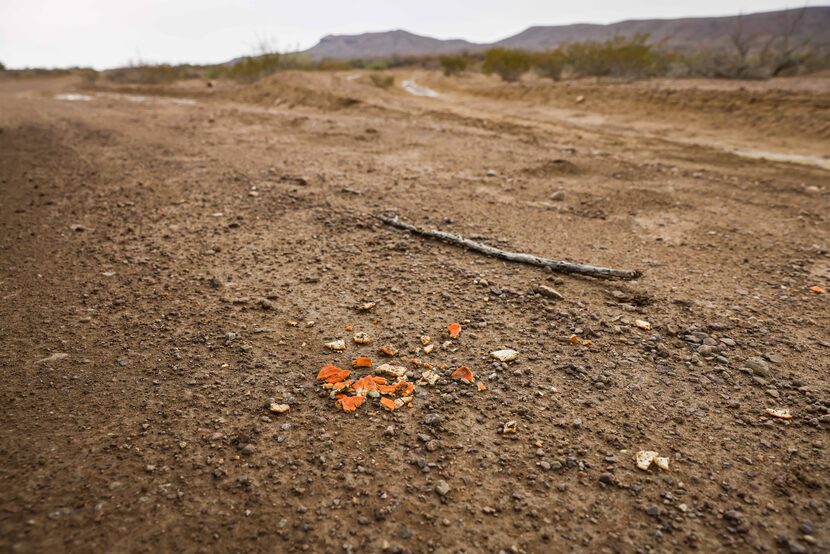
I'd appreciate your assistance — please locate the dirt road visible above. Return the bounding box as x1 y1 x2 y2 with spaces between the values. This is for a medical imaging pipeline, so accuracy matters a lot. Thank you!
1 71 828 553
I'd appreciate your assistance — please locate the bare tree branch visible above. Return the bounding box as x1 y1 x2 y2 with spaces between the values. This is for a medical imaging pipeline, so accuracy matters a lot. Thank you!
378 215 642 281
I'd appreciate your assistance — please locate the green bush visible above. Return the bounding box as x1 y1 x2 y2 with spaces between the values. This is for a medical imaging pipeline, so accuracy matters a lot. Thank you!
482 48 534 81
533 50 566 80
224 53 283 82
439 55 468 76
558 35 667 78
369 73 394 88
366 60 389 71
318 58 353 71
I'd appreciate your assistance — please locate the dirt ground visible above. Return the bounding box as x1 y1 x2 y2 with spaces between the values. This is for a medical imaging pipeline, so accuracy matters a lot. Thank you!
0 69 828 554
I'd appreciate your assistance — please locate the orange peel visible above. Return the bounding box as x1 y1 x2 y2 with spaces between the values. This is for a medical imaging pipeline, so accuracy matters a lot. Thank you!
337 395 366 413
378 384 398 395
353 375 379 396
448 322 461 338
396 381 414 397
451 366 475 384
317 364 351 384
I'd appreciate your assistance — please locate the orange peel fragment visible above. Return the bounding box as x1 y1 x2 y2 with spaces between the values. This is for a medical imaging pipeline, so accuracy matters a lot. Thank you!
352 357 372 368
353 375 379 396
317 364 351 384
380 397 397 411
396 381 414 397
337 395 366 413
380 345 398 356
448 322 461 338
451 366 475 384
330 380 354 391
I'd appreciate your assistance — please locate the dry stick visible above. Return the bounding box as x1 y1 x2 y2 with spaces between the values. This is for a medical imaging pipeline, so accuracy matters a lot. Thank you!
378 216 642 281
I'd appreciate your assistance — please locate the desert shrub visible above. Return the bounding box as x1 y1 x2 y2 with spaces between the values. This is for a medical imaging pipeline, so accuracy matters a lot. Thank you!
792 51 830 75
559 35 666 79
366 60 389 71
439 54 468 76
276 53 315 71
223 53 283 82
533 50 566 80
672 50 746 78
386 55 426 68
78 68 99 83
318 58 353 71
482 48 534 81
106 64 200 84
369 73 394 88
0 61 5 71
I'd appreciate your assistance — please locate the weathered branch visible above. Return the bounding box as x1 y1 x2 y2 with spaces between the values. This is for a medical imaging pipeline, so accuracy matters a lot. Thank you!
378 216 642 281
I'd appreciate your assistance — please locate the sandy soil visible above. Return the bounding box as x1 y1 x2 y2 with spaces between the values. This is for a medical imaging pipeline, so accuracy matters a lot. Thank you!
1 70 828 553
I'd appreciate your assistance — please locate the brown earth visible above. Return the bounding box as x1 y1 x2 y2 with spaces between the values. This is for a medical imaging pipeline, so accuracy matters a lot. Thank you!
1 70 829 554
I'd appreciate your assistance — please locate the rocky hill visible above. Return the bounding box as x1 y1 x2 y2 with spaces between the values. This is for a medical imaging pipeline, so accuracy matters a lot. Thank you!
303 7 830 59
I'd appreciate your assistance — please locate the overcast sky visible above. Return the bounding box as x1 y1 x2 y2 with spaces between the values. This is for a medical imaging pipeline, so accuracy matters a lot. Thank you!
0 0 816 69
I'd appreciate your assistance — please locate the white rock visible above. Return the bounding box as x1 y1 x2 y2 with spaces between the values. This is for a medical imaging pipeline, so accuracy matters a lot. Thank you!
394 396 413 409
636 450 658 470
377 363 407 378
490 349 518 362
417 370 440 386
764 407 792 420
325 339 346 351
636 450 670 471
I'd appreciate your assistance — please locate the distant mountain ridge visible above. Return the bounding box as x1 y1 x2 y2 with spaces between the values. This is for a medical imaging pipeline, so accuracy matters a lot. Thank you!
306 29 480 59
302 7 830 59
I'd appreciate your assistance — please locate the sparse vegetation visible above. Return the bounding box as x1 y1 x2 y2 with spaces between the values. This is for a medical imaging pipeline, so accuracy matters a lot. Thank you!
106 63 201 84
79 68 99 83
317 58 353 71
439 54 468 76
78 9 827 90
559 35 668 78
482 48 534 82
223 53 284 82
533 50 566 81
369 73 394 89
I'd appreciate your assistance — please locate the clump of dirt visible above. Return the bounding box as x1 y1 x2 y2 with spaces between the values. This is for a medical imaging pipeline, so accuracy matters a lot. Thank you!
225 71 363 110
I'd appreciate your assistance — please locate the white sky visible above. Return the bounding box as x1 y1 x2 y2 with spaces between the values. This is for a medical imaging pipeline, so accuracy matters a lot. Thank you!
0 0 816 69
